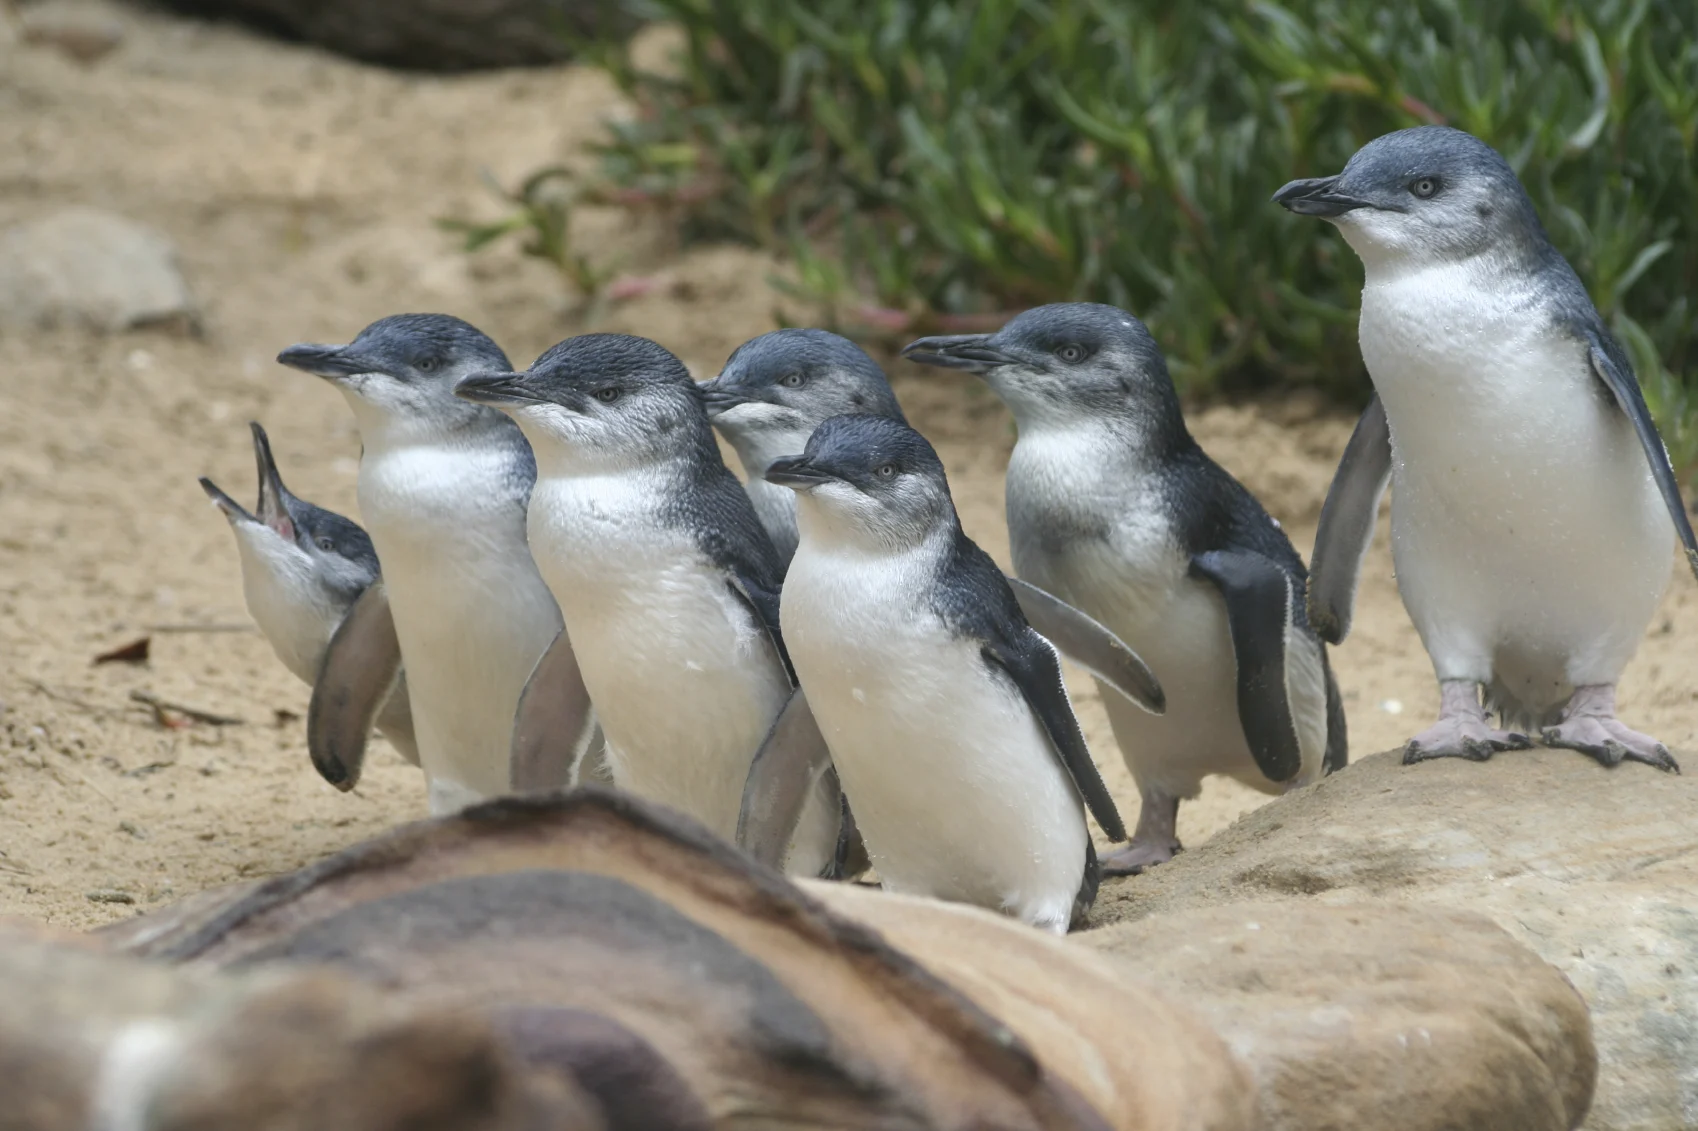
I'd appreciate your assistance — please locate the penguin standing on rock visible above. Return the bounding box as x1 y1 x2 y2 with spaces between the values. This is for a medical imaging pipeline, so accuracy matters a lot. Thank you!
453 333 844 877
1276 125 1698 770
904 304 1347 875
277 315 593 813
199 421 417 779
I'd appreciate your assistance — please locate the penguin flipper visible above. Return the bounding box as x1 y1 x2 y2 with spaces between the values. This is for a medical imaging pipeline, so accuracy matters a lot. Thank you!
510 627 596 793
1581 330 1698 582
1006 577 1165 714
982 634 1126 842
727 572 795 683
737 687 835 869
375 672 420 767
308 581 403 791
1189 549 1304 784
1307 395 1391 645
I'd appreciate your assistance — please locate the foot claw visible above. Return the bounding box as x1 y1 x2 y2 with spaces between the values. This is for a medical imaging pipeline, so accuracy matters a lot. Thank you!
1542 717 1680 773
1403 720 1530 765
1101 839 1181 877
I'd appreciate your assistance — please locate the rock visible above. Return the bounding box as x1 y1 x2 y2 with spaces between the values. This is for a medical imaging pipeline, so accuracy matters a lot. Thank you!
1092 748 1698 1131
0 208 198 334
1080 903 1594 1131
148 0 640 71
18 8 127 64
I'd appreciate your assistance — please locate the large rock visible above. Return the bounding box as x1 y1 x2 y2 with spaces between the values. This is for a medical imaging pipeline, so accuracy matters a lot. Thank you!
0 208 197 334
1080 903 1594 1131
146 0 640 71
1092 749 1698 1131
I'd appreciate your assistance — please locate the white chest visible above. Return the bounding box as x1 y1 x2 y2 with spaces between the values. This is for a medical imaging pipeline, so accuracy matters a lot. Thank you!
232 529 340 685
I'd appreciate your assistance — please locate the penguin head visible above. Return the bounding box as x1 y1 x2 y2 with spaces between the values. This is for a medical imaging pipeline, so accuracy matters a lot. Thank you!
200 422 380 608
765 414 954 551
277 314 513 430
1272 126 1544 268
454 333 711 470
901 303 1180 433
702 329 906 470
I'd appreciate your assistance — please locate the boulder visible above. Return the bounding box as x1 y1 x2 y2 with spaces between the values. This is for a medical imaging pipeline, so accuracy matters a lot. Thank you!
146 0 640 71
0 208 197 334
1080 903 1594 1131
1092 748 1698 1131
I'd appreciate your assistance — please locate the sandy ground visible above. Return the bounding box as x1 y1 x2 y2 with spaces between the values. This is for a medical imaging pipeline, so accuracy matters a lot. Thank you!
2 1 1694 931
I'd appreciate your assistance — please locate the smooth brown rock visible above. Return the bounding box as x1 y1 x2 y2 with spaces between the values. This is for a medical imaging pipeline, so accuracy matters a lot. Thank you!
1093 748 1696 1131
0 919 595 1131
1080 902 1594 1131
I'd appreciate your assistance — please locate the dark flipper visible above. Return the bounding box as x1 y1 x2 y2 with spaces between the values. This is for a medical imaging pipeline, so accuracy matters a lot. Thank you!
736 687 835 869
1307 395 1391 645
1321 649 1349 776
1006 578 1165 715
1582 331 1698 582
982 635 1126 842
1189 549 1303 784
308 582 402 791
510 627 596 793
727 571 795 684
375 672 420 767
1070 839 1101 930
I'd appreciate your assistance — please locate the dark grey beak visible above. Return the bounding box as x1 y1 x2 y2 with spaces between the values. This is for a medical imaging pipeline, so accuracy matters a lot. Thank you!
698 376 747 417
199 476 253 525
764 454 835 489
249 422 297 539
901 334 1019 374
276 342 372 380
453 370 546 408
1271 175 1372 218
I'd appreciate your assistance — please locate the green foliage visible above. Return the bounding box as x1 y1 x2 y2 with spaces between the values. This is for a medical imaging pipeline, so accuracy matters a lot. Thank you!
440 166 616 307
576 0 1698 465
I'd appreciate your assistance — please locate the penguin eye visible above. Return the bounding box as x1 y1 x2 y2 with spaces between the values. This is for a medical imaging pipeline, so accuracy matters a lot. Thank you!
316 536 335 552
779 372 805 389
416 357 439 373
594 387 621 404
1055 344 1086 364
874 463 897 480
1411 176 1441 199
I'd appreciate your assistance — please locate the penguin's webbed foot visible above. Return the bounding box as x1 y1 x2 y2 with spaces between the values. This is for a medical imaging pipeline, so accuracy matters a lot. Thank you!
1403 680 1531 764
1542 684 1679 773
1100 837 1181 877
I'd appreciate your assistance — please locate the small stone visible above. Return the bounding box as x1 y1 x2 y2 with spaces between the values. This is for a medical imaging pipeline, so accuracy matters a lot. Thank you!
0 208 198 334
86 889 134 905
117 820 148 840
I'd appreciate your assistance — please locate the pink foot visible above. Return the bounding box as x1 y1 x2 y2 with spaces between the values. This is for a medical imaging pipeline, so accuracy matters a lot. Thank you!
1543 684 1679 773
1404 680 1530 764
1101 788 1181 877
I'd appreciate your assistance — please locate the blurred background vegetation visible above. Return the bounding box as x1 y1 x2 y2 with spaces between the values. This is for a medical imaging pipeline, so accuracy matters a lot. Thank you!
478 0 1698 467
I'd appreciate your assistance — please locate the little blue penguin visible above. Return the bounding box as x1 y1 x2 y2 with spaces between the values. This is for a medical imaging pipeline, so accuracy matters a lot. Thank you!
904 304 1347 874
277 315 592 814
1275 125 1698 770
699 328 907 566
199 421 417 778
452 334 842 876
765 414 1127 932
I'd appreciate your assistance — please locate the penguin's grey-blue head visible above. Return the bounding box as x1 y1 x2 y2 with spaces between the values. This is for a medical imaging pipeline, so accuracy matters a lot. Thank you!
701 329 906 470
1273 126 1545 267
454 333 711 469
277 314 512 427
766 414 953 551
902 303 1179 432
199 422 379 606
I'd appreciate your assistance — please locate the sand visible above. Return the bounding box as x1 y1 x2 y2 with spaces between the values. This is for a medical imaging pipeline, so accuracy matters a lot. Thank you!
2 1 1693 930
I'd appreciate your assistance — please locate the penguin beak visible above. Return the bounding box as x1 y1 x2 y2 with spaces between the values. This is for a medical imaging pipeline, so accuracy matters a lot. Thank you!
453 370 547 408
1271 175 1372 217
276 342 374 381
764 455 835 489
199 476 254 526
249 422 297 541
900 334 1019 374
698 376 747 417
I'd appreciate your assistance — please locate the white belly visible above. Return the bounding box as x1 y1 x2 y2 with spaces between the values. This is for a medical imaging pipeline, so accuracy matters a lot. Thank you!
783 540 1087 933
360 445 562 810
232 526 339 685
1361 261 1671 702
528 474 819 863
1007 434 1274 797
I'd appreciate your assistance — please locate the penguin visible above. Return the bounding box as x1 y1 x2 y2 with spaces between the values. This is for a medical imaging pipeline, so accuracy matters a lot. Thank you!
1275 125 1698 770
277 314 593 814
700 328 908 565
903 304 1347 875
762 413 1126 932
452 333 842 876
198 421 417 779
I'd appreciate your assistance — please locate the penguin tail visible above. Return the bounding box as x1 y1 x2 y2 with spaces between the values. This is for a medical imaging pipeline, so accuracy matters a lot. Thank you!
1070 839 1102 931
1321 648 1350 776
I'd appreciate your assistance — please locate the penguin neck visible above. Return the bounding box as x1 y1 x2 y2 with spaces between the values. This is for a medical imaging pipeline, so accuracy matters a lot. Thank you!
344 394 513 456
1011 401 1192 475
724 425 813 481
